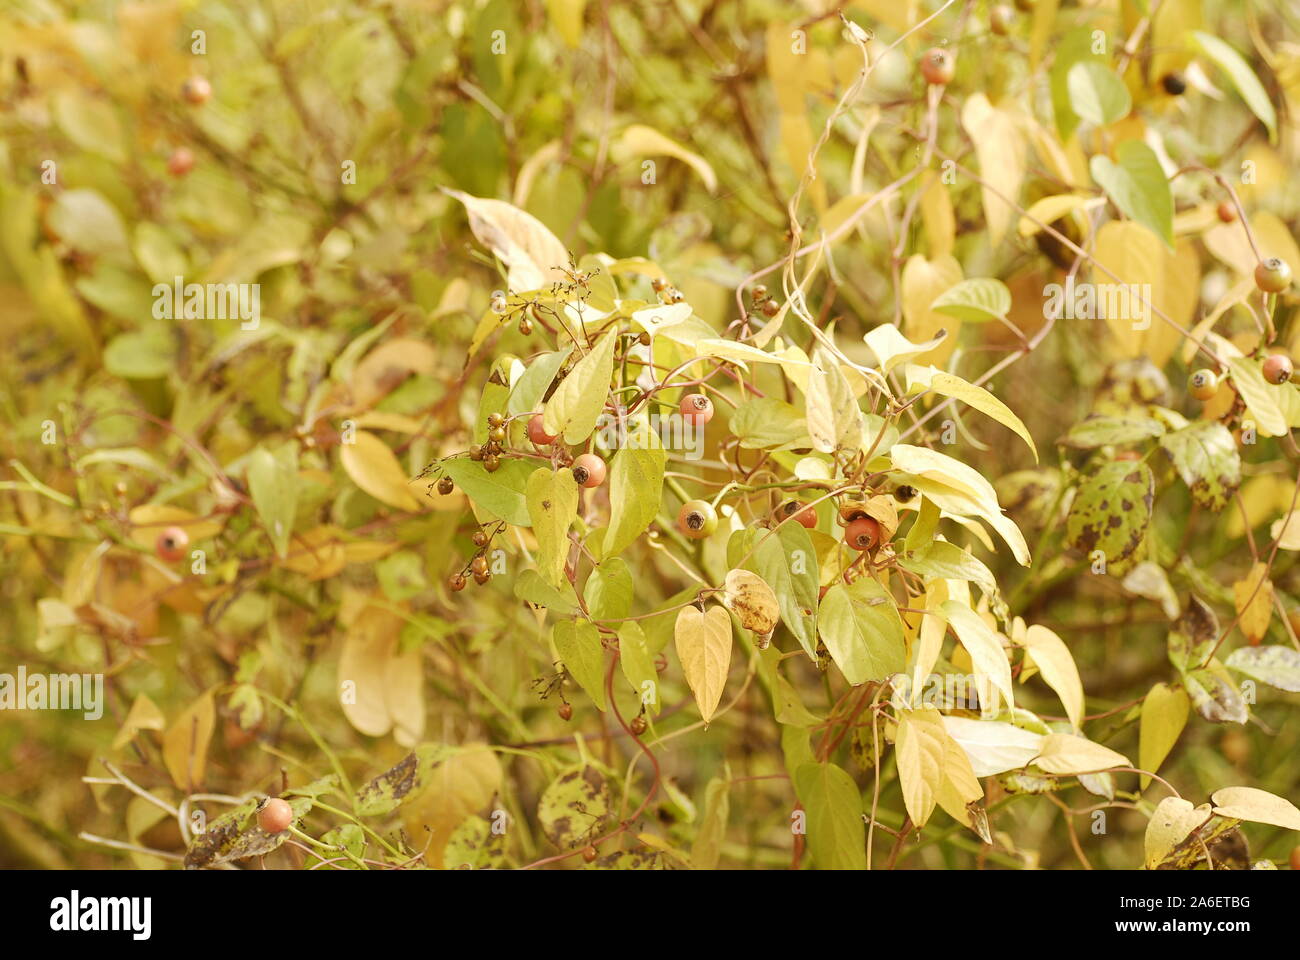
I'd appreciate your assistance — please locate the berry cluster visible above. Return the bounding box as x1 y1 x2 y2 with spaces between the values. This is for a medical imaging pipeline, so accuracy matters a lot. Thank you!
448 521 506 591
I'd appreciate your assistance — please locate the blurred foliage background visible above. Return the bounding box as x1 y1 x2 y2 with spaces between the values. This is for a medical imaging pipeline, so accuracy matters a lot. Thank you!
1 0 1299 869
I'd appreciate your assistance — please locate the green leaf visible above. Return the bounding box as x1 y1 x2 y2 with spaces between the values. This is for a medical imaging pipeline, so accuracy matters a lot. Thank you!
899 540 997 596
747 521 820 658
929 278 1012 323
1067 61 1132 126
602 425 666 557
247 445 299 559
442 457 535 526
1063 415 1166 449
1191 31 1277 143
527 467 579 589
354 745 448 816
508 347 573 417
617 621 660 713
691 773 731 869
817 578 906 684
1064 459 1154 575
514 569 578 613
376 550 429 601
542 331 616 443
794 762 866 870
553 620 607 711
1158 420 1241 511
1089 141 1173 249
584 556 633 621
1050 28 1105 140
730 397 811 450
1225 645 1300 692
103 327 175 380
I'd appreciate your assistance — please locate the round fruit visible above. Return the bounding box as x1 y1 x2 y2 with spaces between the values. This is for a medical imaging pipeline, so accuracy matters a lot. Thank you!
751 284 768 302
629 716 648 736
1189 369 1219 400
488 426 507 444
1290 846 1300 871
483 454 500 472
920 47 955 85
468 446 484 461
257 798 293 834
472 530 489 547
181 76 212 105
845 515 881 552
651 277 668 292
989 5 1015 34
1161 72 1186 95
473 570 491 585
449 574 467 592
677 500 718 539
471 555 489 577
1263 353 1293 385
1255 257 1293 294
667 288 685 304
638 331 651 346
778 500 817 529
894 485 916 503
156 526 189 562
527 414 557 445
1216 201 1237 224
572 454 606 488
518 316 533 336
558 702 573 721
437 476 455 495
487 412 505 428
167 147 195 177
679 393 714 424
760 298 780 318
582 845 598 863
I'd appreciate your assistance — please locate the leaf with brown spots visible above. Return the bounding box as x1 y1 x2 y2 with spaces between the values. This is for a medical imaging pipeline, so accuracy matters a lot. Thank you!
1159 420 1241 511
538 764 612 849
1064 459 1153 575
354 744 448 817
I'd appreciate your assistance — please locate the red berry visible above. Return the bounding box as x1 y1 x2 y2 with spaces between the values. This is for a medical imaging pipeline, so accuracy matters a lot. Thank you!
582 845 598 863
1216 201 1237 224
257 797 293 834
1290 846 1300 870
528 414 557 445
449 574 467 592
167 147 195 177
1263 354 1293 385
156 526 189 562
679 393 714 424
920 48 955 85
844 515 881 552
572 454 606 488
1255 258 1293 294
778 500 817 529
181 76 212 105
629 716 648 736
558 702 573 721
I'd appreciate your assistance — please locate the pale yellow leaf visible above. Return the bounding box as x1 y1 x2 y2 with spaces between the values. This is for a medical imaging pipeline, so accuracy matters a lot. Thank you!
904 364 1038 461
340 431 422 512
1033 732 1129 775
675 605 732 722
163 688 216 791
1210 786 1300 831
959 93 1026 246
1232 561 1273 643
443 188 569 293
1021 624 1084 729
1138 682 1189 790
613 124 716 193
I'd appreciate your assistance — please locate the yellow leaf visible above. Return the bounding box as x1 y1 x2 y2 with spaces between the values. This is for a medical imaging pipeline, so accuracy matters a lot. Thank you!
163 688 216 791
340 431 422 512
959 94 1027 246
339 601 425 745
721 569 780 635
1017 194 1093 238
1210 785 1300 830
279 525 347 580
896 705 979 829
1019 624 1084 729
443 188 569 293
675 604 732 722
1138 682 1189 790
354 410 426 434
544 0 586 47
349 338 439 409
863 324 947 375
904 364 1038 461
941 601 1014 713
917 170 955 258
1203 210 1300 279
113 693 165 751
402 744 502 868
901 254 963 366
1145 797 1212 869
128 505 222 549
613 124 716 193
1232 561 1273 643
1033 732 1129 775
